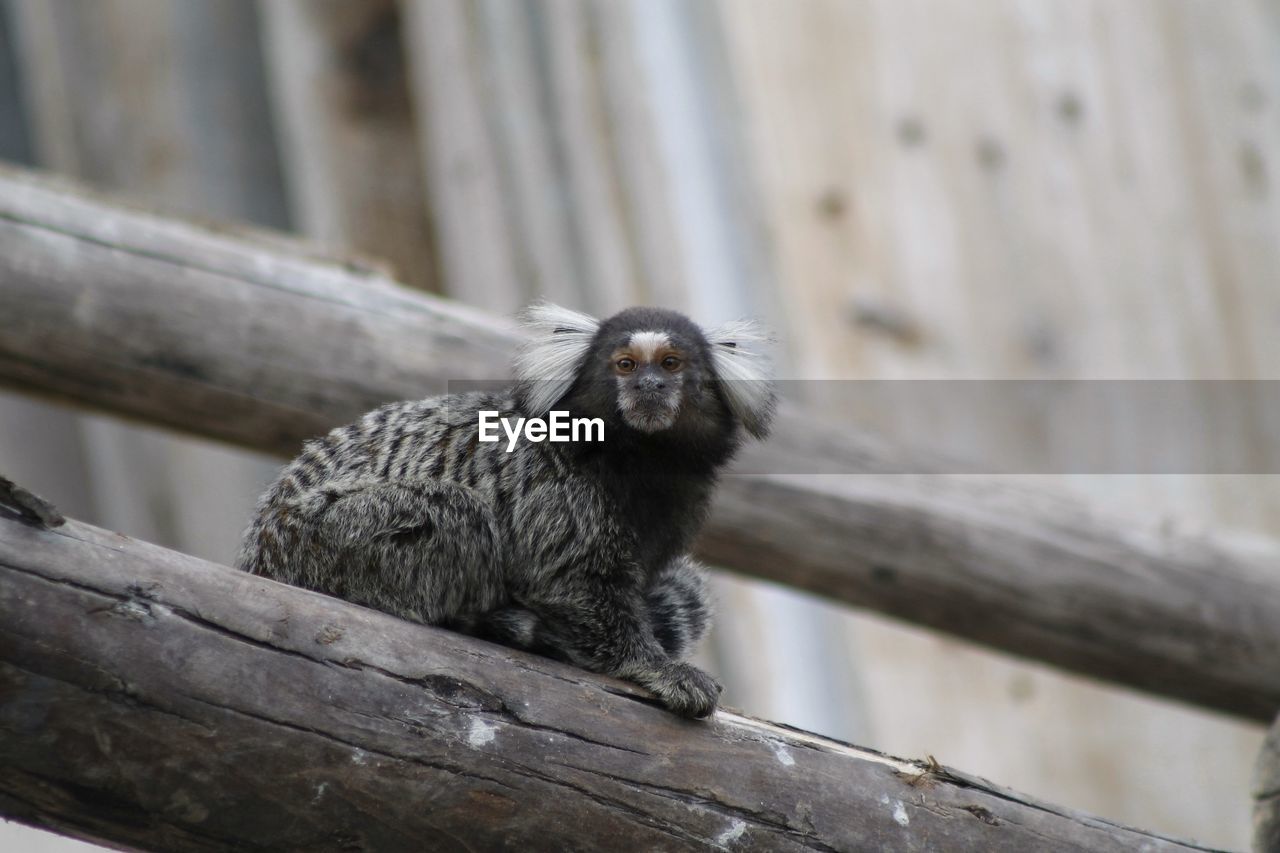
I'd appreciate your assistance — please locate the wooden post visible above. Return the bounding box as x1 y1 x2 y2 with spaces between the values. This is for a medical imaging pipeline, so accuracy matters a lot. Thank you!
2 165 1280 724
0 512 1224 852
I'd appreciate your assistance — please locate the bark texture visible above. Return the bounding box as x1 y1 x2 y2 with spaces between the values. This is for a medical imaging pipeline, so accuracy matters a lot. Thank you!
0 512 1222 852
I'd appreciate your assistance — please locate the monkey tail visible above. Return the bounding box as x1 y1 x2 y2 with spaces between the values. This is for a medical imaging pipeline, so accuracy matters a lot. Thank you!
646 555 712 659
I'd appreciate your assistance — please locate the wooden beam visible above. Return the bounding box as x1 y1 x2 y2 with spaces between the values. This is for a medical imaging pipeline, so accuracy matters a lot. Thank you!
1 165 1279 722
0 512 1222 852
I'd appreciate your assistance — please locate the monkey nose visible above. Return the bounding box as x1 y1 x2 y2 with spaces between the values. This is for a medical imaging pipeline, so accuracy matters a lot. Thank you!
637 376 667 392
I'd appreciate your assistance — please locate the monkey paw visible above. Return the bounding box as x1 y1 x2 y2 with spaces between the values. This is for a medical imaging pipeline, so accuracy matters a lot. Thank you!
648 662 723 719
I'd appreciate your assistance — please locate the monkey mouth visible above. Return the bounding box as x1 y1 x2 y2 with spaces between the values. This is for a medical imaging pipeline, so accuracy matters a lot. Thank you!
619 393 680 433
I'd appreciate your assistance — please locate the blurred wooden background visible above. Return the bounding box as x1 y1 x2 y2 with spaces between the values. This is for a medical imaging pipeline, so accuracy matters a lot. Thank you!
1 1 1277 849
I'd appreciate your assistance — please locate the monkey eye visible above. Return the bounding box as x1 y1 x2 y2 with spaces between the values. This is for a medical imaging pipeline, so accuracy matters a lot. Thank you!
661 355 682 371
616 357 637 373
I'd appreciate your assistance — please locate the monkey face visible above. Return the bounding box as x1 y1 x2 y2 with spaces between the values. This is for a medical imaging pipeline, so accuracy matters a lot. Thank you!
515 303 775 443
610 331 690 433
565 308 726 440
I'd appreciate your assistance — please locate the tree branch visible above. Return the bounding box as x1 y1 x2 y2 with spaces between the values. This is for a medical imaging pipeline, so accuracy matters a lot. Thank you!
0 514 1223 852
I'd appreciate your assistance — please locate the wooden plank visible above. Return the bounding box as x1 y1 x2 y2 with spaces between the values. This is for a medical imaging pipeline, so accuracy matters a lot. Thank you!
399 0 695 315
0 0 31 164
8 0 289 227
715 2 1280 843
258 0 440 293
0 512 1222 852
398 0 528 312
1 166 1279 725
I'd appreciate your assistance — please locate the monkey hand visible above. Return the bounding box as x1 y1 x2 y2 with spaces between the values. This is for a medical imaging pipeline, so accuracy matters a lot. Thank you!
640 661 723 719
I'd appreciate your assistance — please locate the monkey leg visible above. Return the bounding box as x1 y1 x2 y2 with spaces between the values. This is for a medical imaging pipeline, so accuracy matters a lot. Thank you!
463 555 711 661
453 606 566 658
464 556 714 655
300 478 507 625
522 576 722 719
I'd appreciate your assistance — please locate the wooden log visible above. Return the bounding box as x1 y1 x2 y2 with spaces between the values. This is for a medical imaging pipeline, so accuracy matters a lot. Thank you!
1 165 1280 723
0 512 1222 852
1257 713 1280 852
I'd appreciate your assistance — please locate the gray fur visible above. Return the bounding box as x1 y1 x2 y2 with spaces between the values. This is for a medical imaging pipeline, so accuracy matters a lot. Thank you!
237 305 775 718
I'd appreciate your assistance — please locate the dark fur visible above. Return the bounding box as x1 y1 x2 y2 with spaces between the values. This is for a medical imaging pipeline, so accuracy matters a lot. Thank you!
236 305 773 718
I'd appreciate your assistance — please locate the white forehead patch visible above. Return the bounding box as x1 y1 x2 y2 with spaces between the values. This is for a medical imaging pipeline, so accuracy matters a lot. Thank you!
628 331 670 362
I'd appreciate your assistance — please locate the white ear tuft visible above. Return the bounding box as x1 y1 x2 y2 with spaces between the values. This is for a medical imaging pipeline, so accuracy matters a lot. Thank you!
705 318 776 439
514 302 601 416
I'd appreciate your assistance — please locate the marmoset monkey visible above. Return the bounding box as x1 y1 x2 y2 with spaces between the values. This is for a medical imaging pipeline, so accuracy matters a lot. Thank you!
236 304 775 718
